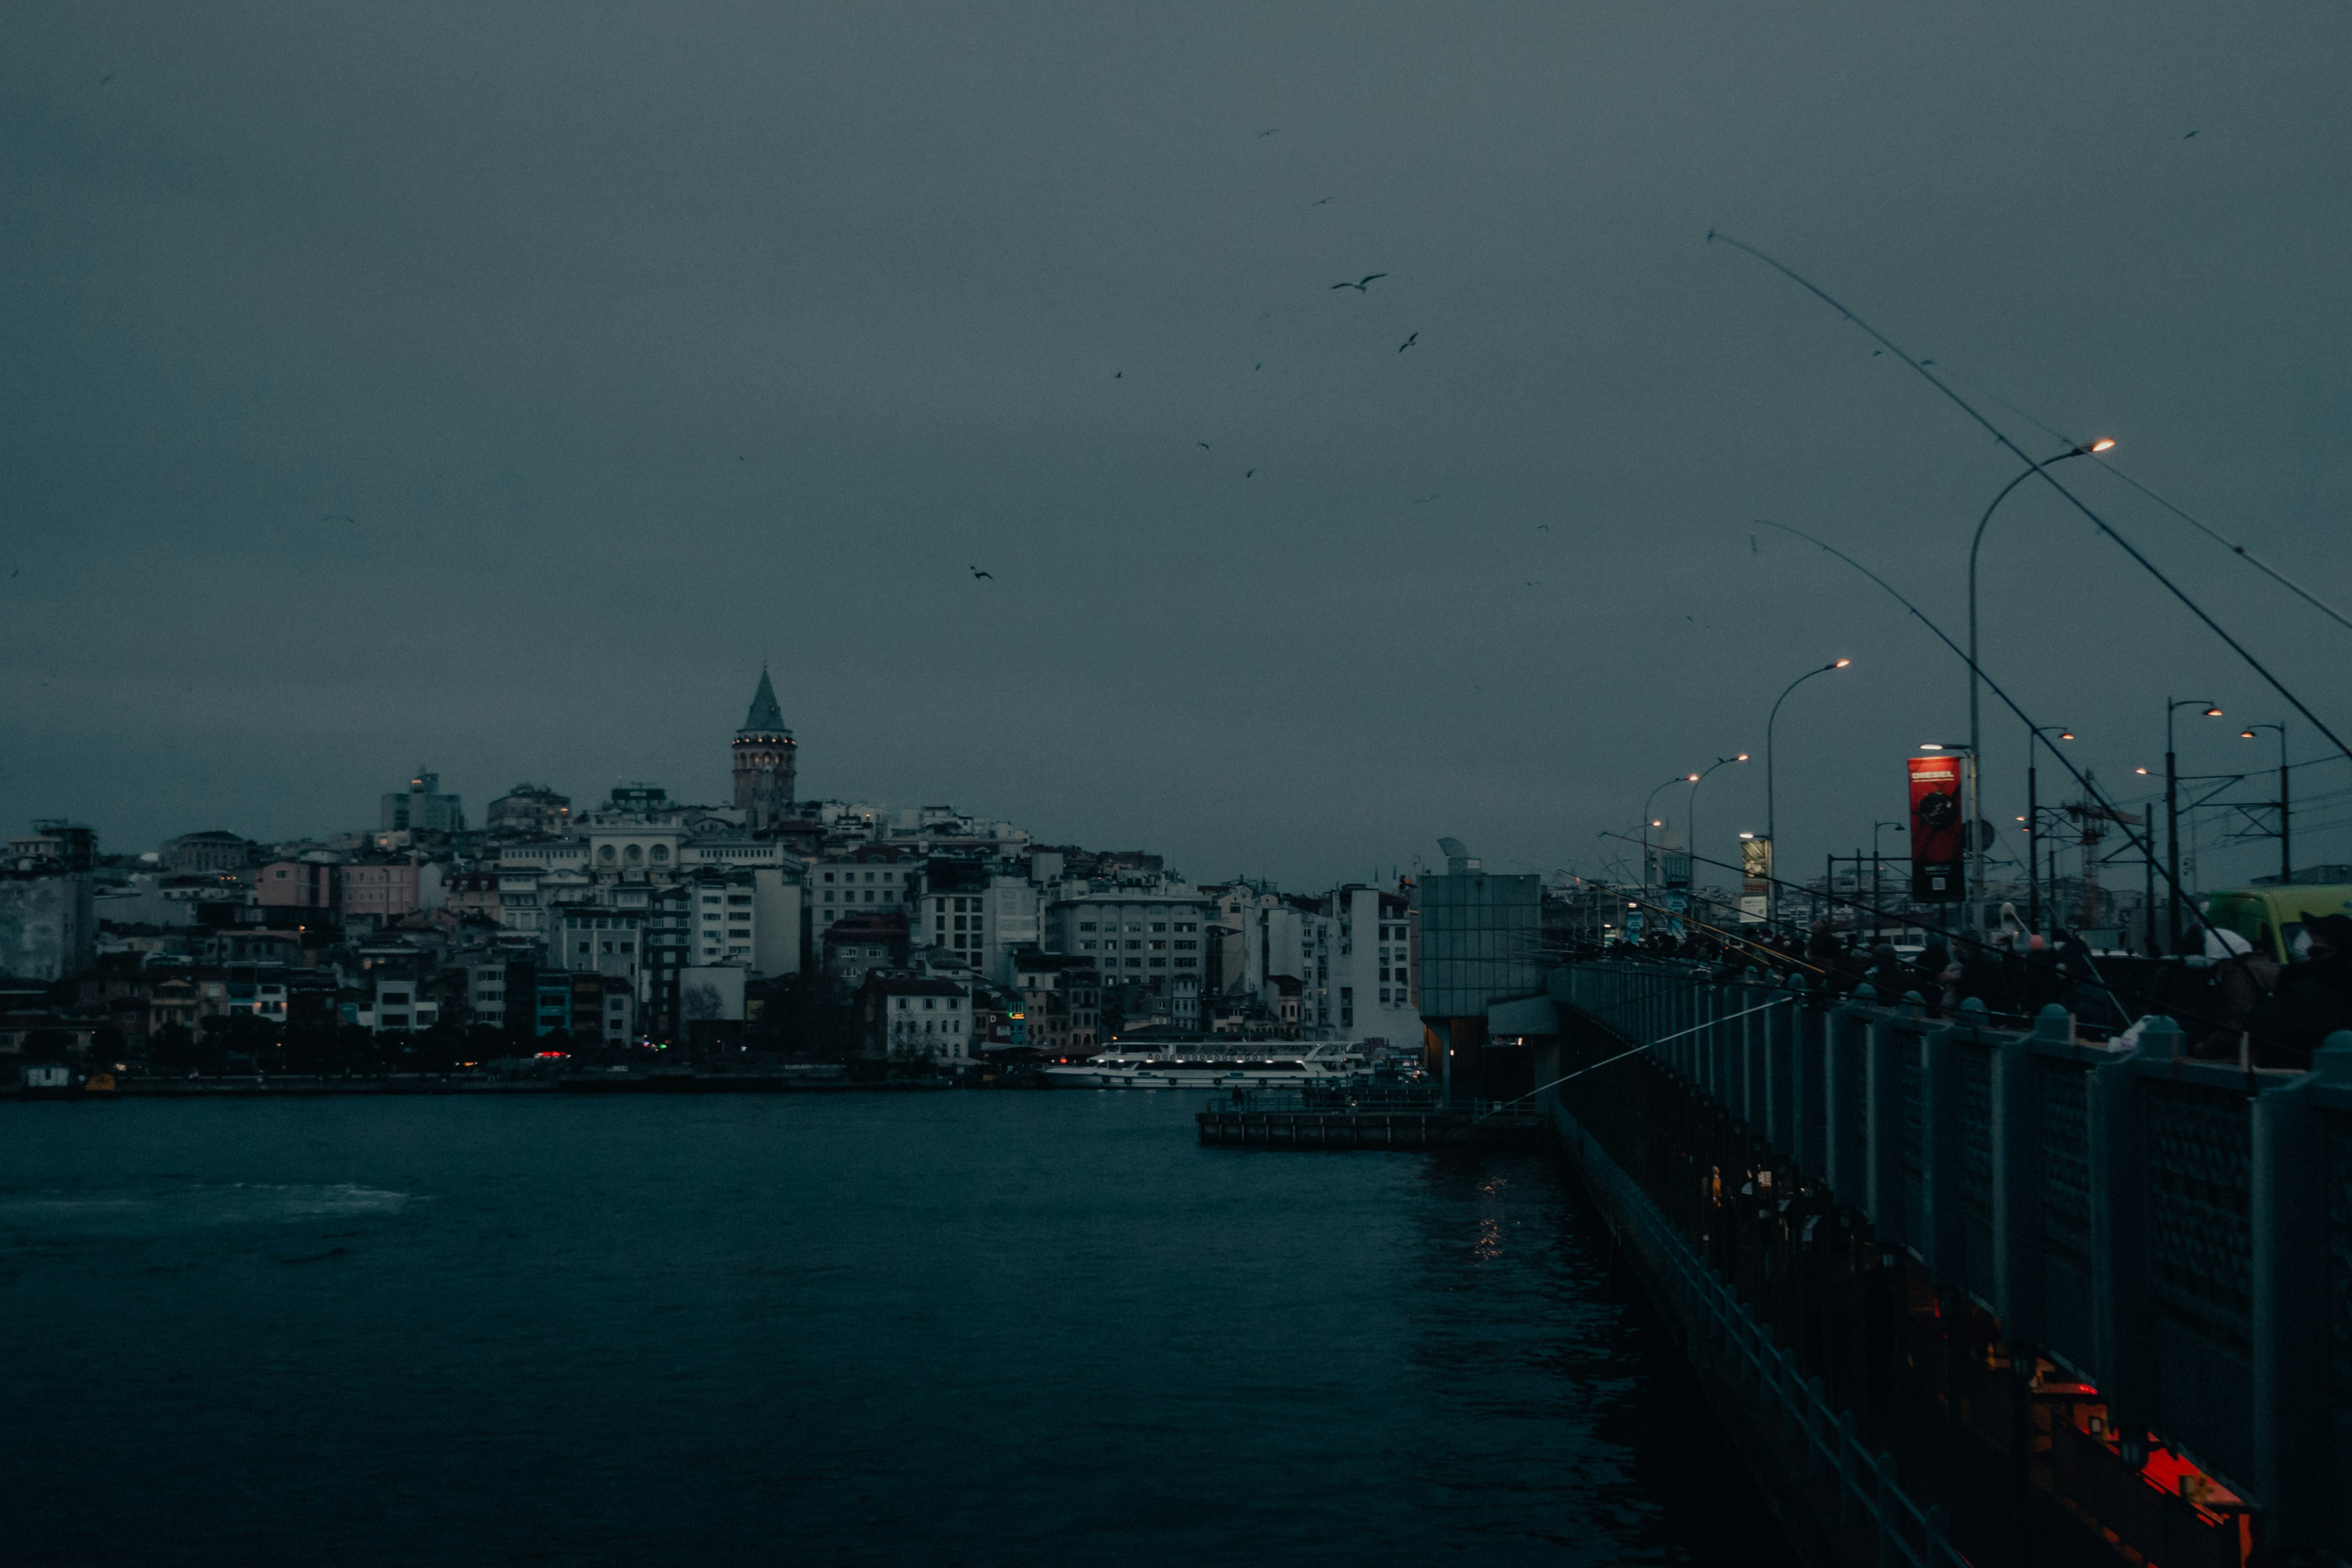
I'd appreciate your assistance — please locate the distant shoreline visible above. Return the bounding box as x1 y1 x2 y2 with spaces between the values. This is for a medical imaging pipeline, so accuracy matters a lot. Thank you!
5 1075 958 1101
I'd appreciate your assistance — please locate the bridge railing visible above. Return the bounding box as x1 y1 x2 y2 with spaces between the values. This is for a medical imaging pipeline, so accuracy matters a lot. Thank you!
1553 959 2352 1561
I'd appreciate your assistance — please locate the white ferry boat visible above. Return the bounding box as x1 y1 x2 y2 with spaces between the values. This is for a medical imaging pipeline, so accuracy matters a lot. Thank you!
1039 1039 1369 1089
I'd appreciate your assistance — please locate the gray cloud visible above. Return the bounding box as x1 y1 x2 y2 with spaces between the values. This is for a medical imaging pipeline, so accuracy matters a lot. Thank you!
3 2 2348 890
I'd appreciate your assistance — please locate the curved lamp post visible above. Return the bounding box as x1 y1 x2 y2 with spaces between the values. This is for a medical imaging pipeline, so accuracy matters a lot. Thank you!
1967 438 2114 927
1765 660 1851 922
1643 773 1698 904
2241 723 2290 885
1686 753 1748 904
2166 697 2225 950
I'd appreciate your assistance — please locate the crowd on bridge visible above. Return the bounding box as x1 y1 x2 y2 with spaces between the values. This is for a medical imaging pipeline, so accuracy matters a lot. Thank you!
1586 913 2352 1073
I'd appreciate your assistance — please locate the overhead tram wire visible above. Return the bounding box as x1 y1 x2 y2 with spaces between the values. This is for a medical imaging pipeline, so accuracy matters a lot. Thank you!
1709 231 2352 769
1925 360 2352 639
1750 517 2234 953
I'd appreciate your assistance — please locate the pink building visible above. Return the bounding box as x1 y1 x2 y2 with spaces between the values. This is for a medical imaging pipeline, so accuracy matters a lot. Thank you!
257 860 337 908
337 859 423 922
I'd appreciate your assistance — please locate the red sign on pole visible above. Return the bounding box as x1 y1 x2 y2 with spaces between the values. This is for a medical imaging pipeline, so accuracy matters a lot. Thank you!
1908 756 1963 902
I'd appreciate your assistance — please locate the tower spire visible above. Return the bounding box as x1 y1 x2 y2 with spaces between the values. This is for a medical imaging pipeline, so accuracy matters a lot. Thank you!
742 667 786 734
733 666 796 828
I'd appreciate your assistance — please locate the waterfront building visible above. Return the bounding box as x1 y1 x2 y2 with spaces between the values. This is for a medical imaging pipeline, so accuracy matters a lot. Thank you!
858 973 971 1062
1009 951 1101 1055
1416 840 1544 1098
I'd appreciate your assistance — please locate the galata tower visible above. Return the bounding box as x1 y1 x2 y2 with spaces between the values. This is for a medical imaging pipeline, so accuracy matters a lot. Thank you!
732 667 797 831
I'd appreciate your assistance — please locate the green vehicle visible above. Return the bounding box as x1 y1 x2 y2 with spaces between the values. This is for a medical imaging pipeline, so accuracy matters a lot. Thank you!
2201 884 2352 963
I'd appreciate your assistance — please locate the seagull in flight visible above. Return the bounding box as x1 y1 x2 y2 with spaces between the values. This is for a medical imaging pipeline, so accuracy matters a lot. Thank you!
1310 196 1335 207
1331 273 1386 293
1411 493 1440 504
321 514 356 525
1536 524 1550 532
1397 333 1418 353
1197 442 1210 450
1245 469 1255 479
969 566 993 581
1258 128 1278 139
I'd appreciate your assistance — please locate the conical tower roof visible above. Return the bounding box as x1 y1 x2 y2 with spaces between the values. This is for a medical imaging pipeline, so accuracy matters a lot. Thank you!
739 667 788 735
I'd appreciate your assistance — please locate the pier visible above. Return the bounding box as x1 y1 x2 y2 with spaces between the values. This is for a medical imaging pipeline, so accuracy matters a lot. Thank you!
1194 1087 1552 1149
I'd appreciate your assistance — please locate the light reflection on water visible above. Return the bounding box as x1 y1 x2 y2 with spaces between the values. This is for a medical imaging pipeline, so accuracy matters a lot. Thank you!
0 1093 1793 1566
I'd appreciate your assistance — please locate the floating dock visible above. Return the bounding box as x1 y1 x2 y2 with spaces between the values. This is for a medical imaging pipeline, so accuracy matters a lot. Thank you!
1195 1089 1551 1149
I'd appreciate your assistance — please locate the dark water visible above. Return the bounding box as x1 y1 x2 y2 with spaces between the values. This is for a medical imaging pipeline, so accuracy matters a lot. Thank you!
1 1093 1796 1566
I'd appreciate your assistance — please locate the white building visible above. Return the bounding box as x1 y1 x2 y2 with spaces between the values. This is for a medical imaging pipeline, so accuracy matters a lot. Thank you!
915 869 1040 982
809 846 920 942
869 976 972 1062
1042 889 1216 989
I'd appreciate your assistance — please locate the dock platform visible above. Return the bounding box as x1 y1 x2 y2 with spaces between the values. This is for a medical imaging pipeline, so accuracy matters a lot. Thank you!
1194 1088 1552 1149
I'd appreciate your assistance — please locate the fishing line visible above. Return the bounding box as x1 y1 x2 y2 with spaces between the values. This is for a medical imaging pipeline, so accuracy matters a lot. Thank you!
1710 231 2352 768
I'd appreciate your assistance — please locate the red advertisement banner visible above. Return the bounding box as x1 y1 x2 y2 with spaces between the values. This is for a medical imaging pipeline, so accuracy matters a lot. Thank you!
1908 755 1963 902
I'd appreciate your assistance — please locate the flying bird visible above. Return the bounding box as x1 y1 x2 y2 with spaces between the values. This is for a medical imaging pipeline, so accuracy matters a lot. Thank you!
1258 128 1278 139
969 566 993 581
1245 469 1255 479
1197 442 1210 450
320 514 356 524
1331 274 1386 292
1253 362 1262 371
1535 524 1550 532
1397 333 1418 353
2184 130 2199 139
1114 370 1122 378
1411 493 1440 504
1310 196 1335 206
100 73 114 85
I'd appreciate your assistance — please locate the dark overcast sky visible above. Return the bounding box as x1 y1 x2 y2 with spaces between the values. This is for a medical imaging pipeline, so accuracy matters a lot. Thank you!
4 3 2348 893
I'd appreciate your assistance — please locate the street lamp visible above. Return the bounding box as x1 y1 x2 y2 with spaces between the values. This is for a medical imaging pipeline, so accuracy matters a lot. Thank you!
2166 698 2225 951
1642 774 1696 904
1686 754 1749 897
2241 722 2290 885
2025 726 2074 935
1967 439 2115 931
1765 659 1851 923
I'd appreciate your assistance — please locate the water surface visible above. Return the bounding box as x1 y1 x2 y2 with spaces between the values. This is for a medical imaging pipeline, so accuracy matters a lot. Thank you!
1 1092 1793 1565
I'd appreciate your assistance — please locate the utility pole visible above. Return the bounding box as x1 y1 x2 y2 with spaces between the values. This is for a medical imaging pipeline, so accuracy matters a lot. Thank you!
2165 699 2223 955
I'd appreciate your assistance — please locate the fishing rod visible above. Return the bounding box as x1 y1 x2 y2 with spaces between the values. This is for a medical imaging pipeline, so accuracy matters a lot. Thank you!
1750 516 2232 958
1472 995 1800 1120
1711 231 2352 769
1600 831 2260 1042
